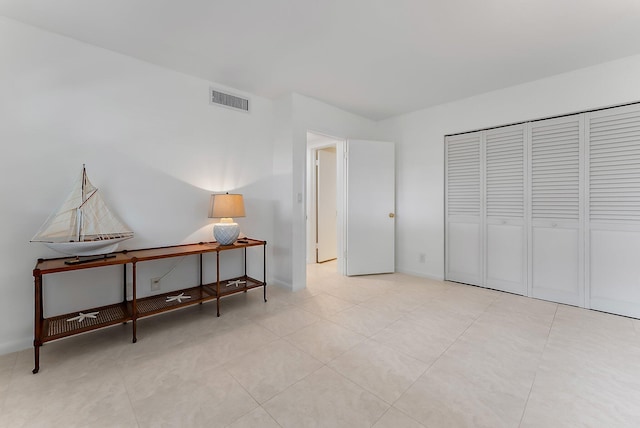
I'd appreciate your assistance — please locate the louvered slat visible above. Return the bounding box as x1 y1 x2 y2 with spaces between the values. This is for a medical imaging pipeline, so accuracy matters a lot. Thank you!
531 119 580 221
485 127 524 218
590 109 640 222
446 134 480 216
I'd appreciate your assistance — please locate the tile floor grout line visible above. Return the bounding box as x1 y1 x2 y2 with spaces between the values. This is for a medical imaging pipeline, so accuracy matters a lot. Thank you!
387 303 488 410
383 405 429 428
320 364 394 420
370 406 394 427
222 366 265 427
254 405 285 428
116 355 143 428
259 363 330 427
367 313 440 365
517 303 559 428
293 326 364 365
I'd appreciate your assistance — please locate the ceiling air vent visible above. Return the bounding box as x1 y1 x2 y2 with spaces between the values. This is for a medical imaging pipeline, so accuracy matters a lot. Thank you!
210 88 250 113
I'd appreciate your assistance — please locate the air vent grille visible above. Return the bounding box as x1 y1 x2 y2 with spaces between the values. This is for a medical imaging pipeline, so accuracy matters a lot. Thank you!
210 89 249 112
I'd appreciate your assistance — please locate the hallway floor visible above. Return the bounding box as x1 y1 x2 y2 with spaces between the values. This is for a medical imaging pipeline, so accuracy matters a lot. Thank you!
1 261 639 427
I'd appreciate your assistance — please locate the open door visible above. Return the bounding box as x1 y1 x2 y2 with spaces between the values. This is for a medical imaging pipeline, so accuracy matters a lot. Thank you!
345 140 395 275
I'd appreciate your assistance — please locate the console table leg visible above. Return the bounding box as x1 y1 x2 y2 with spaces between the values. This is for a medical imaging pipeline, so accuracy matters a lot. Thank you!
199 254 204 305
216 251 220 317
263 242 267 302
33 272 43 374
132 260 138 343
132 314 137 343
32 342 40 374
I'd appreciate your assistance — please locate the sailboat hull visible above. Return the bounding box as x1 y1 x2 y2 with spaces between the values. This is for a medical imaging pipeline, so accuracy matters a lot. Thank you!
32 166 134 255
44 237 131 256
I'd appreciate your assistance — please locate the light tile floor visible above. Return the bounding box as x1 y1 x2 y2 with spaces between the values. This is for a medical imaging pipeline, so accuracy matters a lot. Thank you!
1 261 640 427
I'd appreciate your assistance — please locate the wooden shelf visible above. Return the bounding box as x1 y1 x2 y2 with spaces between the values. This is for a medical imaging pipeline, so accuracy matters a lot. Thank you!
33 239 266 275
43 301 131 342
216 275 266 298
32 239 267 373
136 286 216 318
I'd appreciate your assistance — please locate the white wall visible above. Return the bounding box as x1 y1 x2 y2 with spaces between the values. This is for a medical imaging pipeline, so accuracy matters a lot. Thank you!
0 17 279 354
379 53 640 280
271 94 294 288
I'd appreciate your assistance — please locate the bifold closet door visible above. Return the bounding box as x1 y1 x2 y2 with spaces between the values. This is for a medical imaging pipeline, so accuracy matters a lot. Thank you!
484 125 526 294
587 104 640 318
529 115 584 306
445 132 482 285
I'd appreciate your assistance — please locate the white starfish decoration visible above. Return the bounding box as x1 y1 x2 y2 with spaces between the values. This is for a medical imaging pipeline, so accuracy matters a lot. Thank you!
227 280 246 287
67 312 99 323
166 293 191 303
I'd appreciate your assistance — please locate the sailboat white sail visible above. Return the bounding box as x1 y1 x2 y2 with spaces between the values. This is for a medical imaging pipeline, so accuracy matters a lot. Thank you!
31 165 134 256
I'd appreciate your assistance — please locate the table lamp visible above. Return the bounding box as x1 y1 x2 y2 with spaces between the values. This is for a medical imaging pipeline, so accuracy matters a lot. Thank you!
208 193 245 245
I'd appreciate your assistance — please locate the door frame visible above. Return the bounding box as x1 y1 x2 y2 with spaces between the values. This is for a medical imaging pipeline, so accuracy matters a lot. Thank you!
306 131 346 274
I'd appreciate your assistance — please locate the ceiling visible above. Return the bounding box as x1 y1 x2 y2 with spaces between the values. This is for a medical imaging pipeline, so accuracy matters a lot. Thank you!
2 0 640 120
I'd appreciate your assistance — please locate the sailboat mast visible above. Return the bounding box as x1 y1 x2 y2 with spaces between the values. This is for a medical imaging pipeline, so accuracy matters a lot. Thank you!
78 164 86 242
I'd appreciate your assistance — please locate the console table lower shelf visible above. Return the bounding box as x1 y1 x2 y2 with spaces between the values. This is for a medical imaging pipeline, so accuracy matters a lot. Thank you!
32 239 266 373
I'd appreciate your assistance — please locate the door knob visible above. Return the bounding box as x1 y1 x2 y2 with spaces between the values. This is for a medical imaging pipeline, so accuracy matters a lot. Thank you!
389 213 395 218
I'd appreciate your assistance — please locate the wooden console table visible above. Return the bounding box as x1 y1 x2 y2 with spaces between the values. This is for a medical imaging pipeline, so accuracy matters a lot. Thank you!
32 239 266 373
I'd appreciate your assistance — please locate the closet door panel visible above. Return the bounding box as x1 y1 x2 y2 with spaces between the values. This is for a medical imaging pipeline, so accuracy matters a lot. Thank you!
446 132 482 285
530 116 583 306
587 104 640 318
590 227 640 318
531 225 580 304
484 125 526 294
447 220 482 284
486 221 524 293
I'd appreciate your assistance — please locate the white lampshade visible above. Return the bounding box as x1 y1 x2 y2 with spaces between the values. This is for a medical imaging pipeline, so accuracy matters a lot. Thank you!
208 193 245 245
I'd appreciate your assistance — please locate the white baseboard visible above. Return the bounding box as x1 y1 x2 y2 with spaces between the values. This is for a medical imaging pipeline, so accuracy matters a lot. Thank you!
267 279 292 291
395 266 444 281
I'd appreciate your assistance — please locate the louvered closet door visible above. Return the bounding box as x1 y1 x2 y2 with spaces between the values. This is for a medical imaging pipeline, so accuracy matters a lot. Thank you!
445 132 482 285
484 125 526 294
587 104 640 318
529 115 584 306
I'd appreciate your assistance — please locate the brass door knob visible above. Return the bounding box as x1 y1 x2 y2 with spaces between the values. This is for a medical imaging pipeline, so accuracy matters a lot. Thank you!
389 213 395 218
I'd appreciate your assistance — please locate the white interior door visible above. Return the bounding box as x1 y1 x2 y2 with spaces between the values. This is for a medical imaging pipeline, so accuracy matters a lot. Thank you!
484 125 527 295
587 104 640 318
446 132 483 285
530 115 583 306
317 148 337 262
345 140 395 276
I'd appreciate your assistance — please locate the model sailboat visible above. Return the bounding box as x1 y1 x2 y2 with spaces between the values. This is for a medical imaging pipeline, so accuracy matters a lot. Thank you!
31 165 133 256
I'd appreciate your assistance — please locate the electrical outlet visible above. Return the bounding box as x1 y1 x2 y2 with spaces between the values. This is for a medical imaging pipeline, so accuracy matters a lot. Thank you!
419 253 426 263
150 277 161 291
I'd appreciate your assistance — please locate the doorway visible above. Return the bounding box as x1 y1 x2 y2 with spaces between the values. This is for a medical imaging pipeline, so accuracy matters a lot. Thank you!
306 132 343 273
316 146 337 263
305 133 396 279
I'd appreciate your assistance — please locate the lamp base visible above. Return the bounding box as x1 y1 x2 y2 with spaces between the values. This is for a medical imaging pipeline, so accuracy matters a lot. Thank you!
213 222 240 245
